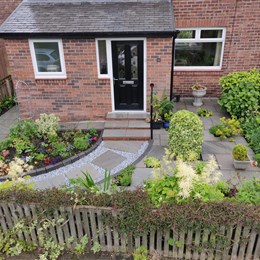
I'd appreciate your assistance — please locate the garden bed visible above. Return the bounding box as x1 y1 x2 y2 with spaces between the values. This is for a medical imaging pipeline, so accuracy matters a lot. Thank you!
0 114 102 181
0 96 15 116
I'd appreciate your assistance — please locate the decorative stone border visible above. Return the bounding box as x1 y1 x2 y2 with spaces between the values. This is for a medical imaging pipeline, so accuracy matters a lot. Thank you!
0 130 103 182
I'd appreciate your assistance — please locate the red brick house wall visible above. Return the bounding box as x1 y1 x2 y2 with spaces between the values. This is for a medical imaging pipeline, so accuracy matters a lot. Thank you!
5 37 172 121
0 0 22 79
173 0 260 96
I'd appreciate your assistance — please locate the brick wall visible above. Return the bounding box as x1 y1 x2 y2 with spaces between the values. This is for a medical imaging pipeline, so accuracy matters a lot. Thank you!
146 37 172 101
5 39 111 121
5 37 173 121
173 0 260 97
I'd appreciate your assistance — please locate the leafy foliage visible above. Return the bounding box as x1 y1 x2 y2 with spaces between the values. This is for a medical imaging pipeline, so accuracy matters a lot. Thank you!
0 96 15 114
232 144 248 161
168 110 203 161
114 165 135 186
143 157 161 168
218 68 260 121
73 135 90 151
197 108 213 117
236 178 260 204
209 117 241 141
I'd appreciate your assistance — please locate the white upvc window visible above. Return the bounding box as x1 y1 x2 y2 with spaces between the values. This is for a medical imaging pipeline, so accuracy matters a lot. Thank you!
29 39 66 79
175 28 226 70
95 39 110 78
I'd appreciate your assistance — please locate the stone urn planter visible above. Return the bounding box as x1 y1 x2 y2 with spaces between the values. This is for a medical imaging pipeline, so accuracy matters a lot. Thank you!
192 83 207 107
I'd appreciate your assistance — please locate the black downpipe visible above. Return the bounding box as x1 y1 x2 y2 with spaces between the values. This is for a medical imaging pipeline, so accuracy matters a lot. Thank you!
170 31 179 101
150 83 154 140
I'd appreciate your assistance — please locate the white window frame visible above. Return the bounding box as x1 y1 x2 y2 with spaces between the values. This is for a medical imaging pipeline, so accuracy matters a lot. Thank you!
29 39 67 79
174 27 226 71
95 39 110 79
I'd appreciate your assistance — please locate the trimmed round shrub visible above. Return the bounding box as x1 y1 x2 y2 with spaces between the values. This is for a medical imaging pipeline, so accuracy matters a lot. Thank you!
232 144 248 161
218 68 260 121
168 110 203 161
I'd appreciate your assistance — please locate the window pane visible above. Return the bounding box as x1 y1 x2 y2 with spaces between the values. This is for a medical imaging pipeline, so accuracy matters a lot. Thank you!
131 44 138 79
177 30 195 39
175 42 222 66
117 45 125 79
33 42 61 72
201 30 223 38
98 40 108 74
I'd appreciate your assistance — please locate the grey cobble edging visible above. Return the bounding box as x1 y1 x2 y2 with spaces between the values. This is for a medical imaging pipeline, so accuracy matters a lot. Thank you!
0 130 103 182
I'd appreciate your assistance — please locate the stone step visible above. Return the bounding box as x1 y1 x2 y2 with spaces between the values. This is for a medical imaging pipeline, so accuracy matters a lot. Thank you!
102 129 151 141
106 112 149 121
104 120 149 129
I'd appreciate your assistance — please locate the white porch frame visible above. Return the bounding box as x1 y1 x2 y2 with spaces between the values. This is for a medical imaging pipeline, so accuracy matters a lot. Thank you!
96 37 147 112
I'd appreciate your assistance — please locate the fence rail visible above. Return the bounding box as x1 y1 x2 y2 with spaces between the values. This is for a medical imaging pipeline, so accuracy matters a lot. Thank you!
0 75 14 102
0 203 259 259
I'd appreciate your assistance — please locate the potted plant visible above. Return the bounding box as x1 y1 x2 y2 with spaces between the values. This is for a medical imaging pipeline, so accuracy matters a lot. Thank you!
232 144 251 170
150 93 163 129
192 83 207 107
163 111 174 128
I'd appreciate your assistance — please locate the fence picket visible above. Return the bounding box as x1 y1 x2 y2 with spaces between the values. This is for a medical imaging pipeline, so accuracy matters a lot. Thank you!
0 203 258 259
0 204 8 234
245 224 257 259
192 229 201 260
231 225 242 259
53 209 65 245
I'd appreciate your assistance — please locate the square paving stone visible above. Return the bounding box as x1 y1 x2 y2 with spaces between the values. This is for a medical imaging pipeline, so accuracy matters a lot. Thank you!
131 168 154 187
202 141 235 154
203 131 219 142
92 150 126 170
103 141 144 153
147 145 166 159
215 154 234 170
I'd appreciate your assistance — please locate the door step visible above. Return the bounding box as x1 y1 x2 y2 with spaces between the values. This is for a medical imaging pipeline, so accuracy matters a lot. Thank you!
106 112 149 121
103 113 151 141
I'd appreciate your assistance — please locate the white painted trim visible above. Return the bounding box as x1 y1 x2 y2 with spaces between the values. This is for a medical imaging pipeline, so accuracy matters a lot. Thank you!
99 37 147 113
29 39 67 79
174 27 226 71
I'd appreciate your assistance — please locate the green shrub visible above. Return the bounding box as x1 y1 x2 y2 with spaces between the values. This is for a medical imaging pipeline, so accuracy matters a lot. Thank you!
168 110 203 161
197 108 213 117
209 117 241 141
143 157 161 168
218 68 260 120
35 113 60 141
232 144 248 161
9 120 38 141
73 135 90 151
236 178 260 204
115 165 135 186
248 129 260 154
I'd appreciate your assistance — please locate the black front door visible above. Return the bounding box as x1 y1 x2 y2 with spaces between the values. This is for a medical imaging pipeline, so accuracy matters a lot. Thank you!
112 41 144 110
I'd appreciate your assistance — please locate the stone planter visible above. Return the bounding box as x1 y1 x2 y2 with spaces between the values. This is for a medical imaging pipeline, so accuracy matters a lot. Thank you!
192 88 207 107
233 157 251 170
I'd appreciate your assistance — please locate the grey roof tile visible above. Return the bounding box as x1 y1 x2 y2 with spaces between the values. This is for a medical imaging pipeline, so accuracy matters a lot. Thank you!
0 0 175 35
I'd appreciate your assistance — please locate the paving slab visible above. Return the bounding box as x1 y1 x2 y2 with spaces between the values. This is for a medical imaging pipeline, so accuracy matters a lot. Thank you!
102 129 126 138
128 120 149 128
104 120 129 128
203 131 221 142
92 150 126 170
202 141 235 154
146 145 166 159
125 129 150 138
131 168 154 187
103 141 144 154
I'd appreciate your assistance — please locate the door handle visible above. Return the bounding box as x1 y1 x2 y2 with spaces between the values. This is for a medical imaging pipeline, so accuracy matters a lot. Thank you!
113 78 119 81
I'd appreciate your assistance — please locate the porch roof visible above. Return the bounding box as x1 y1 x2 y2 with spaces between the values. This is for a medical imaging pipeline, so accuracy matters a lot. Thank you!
0 0 175 38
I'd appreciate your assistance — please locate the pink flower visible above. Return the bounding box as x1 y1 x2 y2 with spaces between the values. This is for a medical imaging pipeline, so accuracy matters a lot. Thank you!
1 150 9 158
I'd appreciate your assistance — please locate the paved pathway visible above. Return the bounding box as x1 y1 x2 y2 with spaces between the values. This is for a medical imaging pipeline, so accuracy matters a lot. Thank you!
131 98 259 187
0 106 18 139
0 99 259 189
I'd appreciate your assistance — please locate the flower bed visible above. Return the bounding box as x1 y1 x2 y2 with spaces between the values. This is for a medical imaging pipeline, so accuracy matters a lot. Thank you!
0 96 15 116
0 114 100 179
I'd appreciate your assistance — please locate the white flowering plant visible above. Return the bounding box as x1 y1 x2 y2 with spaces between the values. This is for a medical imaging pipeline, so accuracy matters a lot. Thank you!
143 152 228 206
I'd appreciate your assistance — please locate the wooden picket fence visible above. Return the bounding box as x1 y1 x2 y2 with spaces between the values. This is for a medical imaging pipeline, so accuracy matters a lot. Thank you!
0 203 259 259
0 75 14 102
